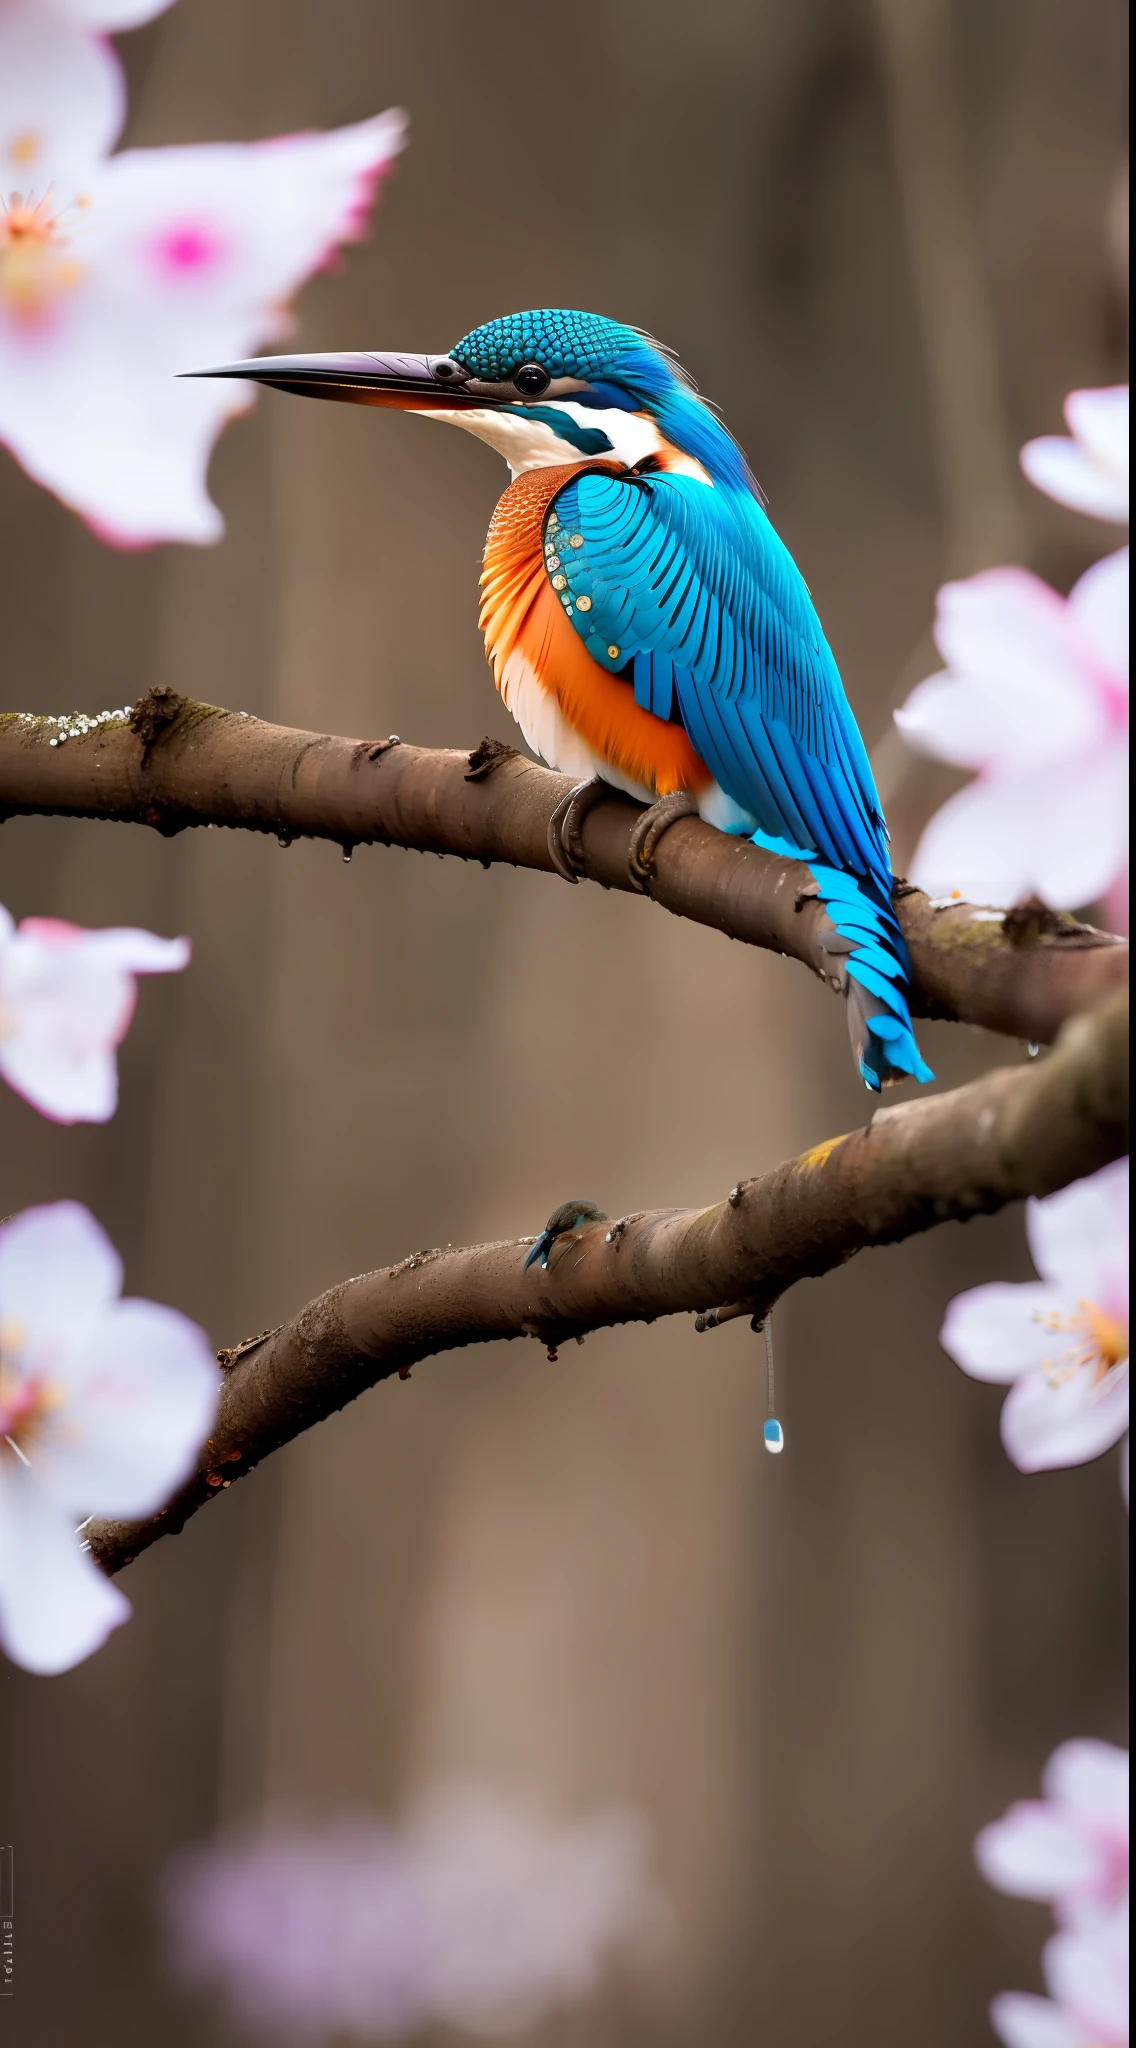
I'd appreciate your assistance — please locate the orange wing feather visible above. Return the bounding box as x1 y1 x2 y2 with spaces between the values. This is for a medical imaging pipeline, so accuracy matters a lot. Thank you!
480 464 712 799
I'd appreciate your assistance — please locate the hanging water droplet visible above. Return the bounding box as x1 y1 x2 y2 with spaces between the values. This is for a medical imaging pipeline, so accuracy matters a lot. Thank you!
1027 1042 1040 1059
342 847 353 864
758 1316 785 1454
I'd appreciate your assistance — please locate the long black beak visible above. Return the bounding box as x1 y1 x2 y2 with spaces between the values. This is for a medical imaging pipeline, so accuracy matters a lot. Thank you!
181 350 491 410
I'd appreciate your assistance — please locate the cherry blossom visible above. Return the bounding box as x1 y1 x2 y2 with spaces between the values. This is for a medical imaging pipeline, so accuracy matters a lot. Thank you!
940 1159 1128 1473
0 900 189 1122
165 1785 667 2040
0 0 404 543
895 549 1128 911
976 1739 1128 1929
0 1200 218 1674
1022 387 1129 525
989 1907 1129 2048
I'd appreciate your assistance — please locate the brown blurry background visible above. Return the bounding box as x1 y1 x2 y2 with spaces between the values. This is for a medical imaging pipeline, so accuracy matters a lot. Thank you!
0 1 1127 2042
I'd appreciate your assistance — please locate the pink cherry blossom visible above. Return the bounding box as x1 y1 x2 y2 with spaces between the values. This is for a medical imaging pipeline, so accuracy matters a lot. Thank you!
990 1907 1129 2048
1022 387 1129 525
976 1740 1128 1929
0 0 405 543
895 549 1128 911
0 899 189 1122
165 1786 667 2041
940 1159 1128 1474
0 1200 218 1674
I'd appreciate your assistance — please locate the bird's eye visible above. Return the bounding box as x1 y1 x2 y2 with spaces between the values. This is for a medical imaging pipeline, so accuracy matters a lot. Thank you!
431 358 463 382
513 362 551 396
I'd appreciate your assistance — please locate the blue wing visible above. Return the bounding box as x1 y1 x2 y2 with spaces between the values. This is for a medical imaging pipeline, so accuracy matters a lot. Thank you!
545 469 933 1090
546 469 890 892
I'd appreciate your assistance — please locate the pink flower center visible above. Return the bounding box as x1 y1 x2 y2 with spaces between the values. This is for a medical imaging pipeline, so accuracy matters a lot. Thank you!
149 221 226 279
0 1320 64 1456
0 190 86 323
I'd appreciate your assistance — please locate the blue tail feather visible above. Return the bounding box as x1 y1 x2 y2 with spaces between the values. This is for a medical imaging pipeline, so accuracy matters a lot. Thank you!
749 832 933 1091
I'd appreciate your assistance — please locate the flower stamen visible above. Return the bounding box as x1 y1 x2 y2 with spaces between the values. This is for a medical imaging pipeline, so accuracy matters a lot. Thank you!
0 1316 64 1457
0 188 86 321
1031 1299 1130 1394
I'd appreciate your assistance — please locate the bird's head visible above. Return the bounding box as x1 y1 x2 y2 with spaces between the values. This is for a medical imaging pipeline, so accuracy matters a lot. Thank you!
188 308 758 493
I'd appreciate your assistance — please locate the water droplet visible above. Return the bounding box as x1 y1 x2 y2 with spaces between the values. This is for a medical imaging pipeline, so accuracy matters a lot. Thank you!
763 1419 785 1455
342 847 353 864
1027 1042 1040 1059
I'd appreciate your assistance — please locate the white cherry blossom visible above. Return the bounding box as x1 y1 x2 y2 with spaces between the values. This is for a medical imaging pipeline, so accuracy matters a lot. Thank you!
0 901 189 1122
940 1159 1128 1473
990 1907 1129 2048
895 550 1128 910
976 1739 1128 1929
1022 387 1129 525
0 1200 218 1674
0 0 404 542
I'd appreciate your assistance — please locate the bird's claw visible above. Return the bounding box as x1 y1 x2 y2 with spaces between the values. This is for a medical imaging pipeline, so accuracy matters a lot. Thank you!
626 790 699 892
546 777 616 883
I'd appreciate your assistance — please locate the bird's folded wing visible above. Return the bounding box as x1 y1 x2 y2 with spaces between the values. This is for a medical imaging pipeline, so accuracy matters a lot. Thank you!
545 469 891 884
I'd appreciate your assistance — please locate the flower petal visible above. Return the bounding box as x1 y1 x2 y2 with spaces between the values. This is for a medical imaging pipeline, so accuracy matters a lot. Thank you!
33 1297 219 1518
1022 437 1130 524
1000 1362 1130 1473
894 668 1097 774
937 571 1104 730
0 111 405 545
56 0 177 26
988 1992 1084 2048
1028 748 1129 910
0 1457 130 1674
1066 387 1130 474
976 1804 1103 1901
1026 1162 1129 1304
1021 388 1129 525
1043 1740 1130 1835
1044 1910 1129 2045
941 1283 1070 1383
70 926 191 975
908 753 1127 911
0 919 188 1123
0 1201 121 1370
1069 549 1130 692
0 1 123 188
906 777 1029 907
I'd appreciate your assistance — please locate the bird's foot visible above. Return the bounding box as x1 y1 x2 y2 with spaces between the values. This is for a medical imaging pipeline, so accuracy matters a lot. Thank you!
627 790 700 892
546 777 617 883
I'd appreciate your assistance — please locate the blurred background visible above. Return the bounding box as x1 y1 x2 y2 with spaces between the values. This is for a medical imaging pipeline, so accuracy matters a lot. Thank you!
0 0 1128 2041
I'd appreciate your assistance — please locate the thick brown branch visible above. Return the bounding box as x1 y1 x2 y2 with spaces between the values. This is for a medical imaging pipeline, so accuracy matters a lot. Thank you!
0 693 1124 1044
87 991 1127 1578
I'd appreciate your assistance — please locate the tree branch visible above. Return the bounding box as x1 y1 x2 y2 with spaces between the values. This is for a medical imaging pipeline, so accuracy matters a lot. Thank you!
87 990 1127 1579
1 693 1124 1046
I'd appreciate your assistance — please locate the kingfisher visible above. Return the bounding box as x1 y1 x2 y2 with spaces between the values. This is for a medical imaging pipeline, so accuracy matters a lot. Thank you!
194 310 933 1090
523 1198 609 1272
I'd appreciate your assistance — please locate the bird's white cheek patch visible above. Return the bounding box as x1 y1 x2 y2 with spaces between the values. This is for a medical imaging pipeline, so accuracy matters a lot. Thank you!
414 406 585 475
413 401 714 484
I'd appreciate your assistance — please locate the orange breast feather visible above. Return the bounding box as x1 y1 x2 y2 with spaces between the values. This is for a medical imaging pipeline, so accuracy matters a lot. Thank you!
480 464 711 800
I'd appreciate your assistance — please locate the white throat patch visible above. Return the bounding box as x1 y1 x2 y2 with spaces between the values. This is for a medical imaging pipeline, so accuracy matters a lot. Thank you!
413 400 712 483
